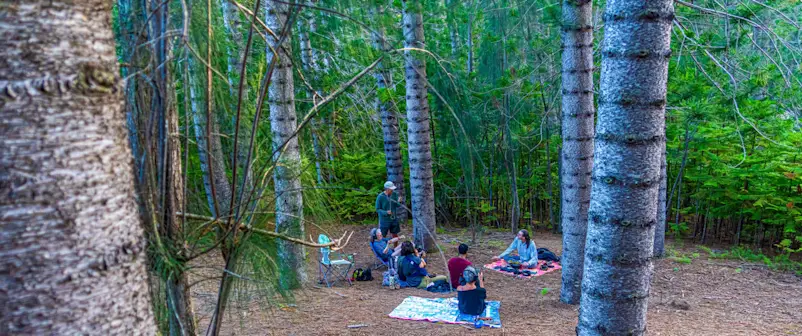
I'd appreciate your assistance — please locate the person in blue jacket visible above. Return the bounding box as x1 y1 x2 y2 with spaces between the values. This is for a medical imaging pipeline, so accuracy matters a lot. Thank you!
492 229 538 268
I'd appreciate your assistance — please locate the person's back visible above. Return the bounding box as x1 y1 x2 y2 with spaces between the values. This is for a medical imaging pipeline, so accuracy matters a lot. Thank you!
447 244 472 289
457 266 486 315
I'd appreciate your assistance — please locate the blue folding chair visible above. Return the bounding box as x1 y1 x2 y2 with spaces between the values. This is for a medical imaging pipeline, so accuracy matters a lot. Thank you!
371 242 393 270
317 234 353 287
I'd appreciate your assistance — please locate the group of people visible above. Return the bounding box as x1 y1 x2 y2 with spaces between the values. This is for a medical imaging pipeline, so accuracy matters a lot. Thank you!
370 180 540 316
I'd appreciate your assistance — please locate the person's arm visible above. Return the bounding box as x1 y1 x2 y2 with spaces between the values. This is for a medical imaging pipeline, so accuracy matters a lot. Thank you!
376 194 385 216
497 238 518 259
478 271 485 288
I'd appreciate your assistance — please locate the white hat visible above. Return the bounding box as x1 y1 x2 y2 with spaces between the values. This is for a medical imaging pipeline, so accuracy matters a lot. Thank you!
383 181 397 190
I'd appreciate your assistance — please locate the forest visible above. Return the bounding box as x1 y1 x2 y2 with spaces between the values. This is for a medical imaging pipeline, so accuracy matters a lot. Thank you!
1 0 801 335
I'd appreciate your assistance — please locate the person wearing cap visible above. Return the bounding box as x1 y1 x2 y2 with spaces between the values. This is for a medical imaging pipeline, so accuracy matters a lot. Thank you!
457 266 486 315
376 181 401 239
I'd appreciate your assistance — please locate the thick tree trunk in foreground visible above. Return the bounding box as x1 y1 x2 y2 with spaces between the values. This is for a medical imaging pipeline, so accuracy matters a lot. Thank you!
266 1 306 288
372 6 408 224
403 0 437 250
559 0 595 305
577 1 673 334
0 1 155 334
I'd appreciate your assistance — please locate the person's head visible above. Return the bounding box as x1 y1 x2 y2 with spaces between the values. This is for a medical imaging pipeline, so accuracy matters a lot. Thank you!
383 181 397 195
400 241 415 256
370 228 383 242
518 229 531 247
458 243 469 256
462 266 478 284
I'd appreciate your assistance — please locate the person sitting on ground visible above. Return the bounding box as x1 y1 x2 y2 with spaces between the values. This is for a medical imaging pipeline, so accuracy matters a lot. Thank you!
492 229 538 268
447 243 473 289
457 266 486 315
397 241 447 288
370 228 404 265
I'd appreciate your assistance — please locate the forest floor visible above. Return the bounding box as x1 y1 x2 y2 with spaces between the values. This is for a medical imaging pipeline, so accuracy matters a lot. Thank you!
190 224 802 335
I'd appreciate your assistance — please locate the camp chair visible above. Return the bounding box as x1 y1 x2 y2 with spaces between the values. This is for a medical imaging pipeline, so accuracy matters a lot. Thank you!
317 234 353 287
371 242 393 270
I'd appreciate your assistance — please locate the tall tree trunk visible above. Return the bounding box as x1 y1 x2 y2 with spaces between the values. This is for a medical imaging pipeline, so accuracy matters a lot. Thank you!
149 2 197 334
447 0 459 57
266 1 306 288
558 0 595 305
189 58 233 219
0 1 155 334
163 84 196 336
403 0 437 250
577 0 673 334
221 0 254 208
298 5 327 185
504 109 521 233
373 5 408 224
653 150 668 257
545 117 557 233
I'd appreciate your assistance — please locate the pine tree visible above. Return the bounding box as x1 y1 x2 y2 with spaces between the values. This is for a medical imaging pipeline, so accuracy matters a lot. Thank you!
0 1 155 333
266 1 306 288
402 0 437 250
559 0 595 305
577 0 674 334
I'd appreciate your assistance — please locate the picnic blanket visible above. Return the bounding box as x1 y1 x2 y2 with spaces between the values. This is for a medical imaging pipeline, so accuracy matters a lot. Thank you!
483 259 561 279
388 296 502 328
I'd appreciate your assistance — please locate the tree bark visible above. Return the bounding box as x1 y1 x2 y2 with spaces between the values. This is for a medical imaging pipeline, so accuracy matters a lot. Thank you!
558 0 595 305
220 0 254 208
577 1 673 334
0 1 155 334
373 4 408 225
403 0 437 250
149 1 197 334
266 1 306 288
298 4 327 185
189 57 233 219
653 150 668 257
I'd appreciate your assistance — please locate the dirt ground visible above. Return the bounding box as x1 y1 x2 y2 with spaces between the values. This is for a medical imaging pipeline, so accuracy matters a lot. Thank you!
190 225 802 335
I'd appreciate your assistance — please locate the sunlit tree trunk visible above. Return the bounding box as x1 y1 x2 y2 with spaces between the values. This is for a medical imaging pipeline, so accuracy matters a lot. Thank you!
403 0 437 250
0 1 155 334
558 0 595 305
266 1 306 287
372 5 408 224
577 1 673 334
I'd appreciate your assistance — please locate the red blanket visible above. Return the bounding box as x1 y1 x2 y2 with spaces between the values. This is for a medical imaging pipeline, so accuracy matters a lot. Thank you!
483 259 561 279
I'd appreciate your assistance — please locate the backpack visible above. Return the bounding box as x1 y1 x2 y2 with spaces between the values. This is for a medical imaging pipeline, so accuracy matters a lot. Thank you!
352 268 373 281
537 247 560 262
382 268 401 289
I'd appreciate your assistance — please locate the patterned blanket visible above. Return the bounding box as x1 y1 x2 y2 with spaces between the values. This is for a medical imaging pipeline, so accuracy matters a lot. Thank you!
483 259 562 279
388 296 502 328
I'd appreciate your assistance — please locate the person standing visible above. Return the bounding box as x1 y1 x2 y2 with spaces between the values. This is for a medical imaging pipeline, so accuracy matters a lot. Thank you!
376 181 401 239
